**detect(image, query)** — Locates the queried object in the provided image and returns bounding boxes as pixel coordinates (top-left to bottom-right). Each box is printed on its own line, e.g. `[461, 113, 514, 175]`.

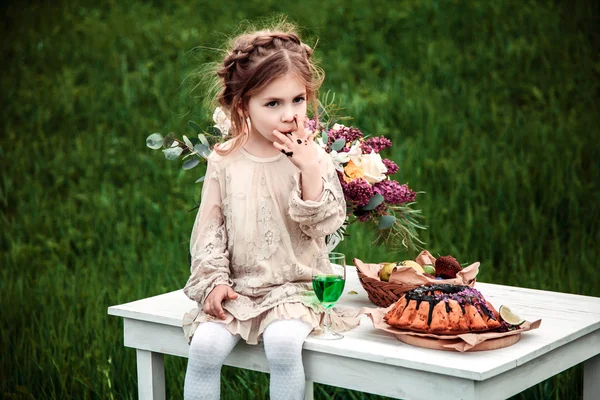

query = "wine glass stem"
[323, 307, 332, 335]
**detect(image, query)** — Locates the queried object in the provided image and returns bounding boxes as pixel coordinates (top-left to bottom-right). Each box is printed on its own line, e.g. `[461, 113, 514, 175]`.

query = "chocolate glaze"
[401, 284, 497, 326]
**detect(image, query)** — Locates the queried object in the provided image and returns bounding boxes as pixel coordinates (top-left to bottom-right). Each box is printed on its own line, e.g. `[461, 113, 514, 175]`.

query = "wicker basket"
[353, 258, 479, 308]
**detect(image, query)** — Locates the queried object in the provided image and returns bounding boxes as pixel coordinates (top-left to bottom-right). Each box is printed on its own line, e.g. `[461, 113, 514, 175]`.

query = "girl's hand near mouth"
[272, 115, 319, 173]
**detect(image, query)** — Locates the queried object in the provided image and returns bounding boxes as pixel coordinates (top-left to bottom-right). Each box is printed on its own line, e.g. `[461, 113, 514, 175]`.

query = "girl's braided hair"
[211, 23, 323, 155]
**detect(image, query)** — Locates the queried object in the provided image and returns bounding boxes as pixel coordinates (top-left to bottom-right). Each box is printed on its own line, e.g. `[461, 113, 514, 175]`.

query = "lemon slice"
[499, 305, 525, 326]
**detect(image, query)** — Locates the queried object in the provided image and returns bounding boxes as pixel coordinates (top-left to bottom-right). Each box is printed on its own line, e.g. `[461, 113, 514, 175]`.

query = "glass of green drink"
[310, 252, 346, 340]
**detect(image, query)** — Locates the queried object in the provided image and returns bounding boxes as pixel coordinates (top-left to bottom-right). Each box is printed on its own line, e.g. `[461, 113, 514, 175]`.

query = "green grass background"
[2, 0, 598, 398]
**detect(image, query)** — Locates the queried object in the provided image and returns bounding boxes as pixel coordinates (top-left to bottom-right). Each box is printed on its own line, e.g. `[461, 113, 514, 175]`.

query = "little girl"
[181, 22, 353, 400]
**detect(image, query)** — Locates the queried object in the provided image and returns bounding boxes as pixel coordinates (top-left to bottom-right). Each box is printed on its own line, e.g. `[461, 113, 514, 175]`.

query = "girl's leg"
[184, 322, 240, 400]
[263, 318, 313, 400]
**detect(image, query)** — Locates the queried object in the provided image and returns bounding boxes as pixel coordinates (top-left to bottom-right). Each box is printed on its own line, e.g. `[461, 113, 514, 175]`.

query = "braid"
[217, 32, 309, 80]
[302, 43, 313, 59]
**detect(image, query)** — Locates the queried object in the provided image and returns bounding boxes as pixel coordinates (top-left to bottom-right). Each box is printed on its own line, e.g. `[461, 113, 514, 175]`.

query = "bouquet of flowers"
[307, 96, 426, 252]
[146, 96, 426, 252]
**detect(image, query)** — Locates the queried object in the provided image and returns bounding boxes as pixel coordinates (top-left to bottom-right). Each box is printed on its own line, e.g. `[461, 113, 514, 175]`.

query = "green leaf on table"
[162, 146, 183, 160]
[331, 138, 346, 152]
[362, 193, 384, 211]
[188, 120, 203, 133]
[378, 215, 396, 229]
[163, 132, 175, 148]
[182, 158, 200, 170]
[146, 133, 163, 149]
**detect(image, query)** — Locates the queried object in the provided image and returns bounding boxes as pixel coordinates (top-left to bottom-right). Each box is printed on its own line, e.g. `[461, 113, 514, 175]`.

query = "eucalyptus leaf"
[331, 138, 346, 152]
[194, 143, 210, 159]
[182, 158, 200, 170]
[183, 135, 194, 150]
[321, 131, 328, 145]
[198, 134, 210, 147]
[188, 120, 203, 133]
[207, 126, 222, 137]
[195, 176, 206, 183]
[378, 215, 396, 229]
[162, 146, 183, 160]
[361, 193, 384, 211]
[146, 133, 163, 150]
[163, 132, 175, 148]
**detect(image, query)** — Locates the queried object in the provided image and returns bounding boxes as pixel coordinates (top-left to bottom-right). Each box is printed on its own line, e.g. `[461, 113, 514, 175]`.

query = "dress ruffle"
[183, 302, 362, 345]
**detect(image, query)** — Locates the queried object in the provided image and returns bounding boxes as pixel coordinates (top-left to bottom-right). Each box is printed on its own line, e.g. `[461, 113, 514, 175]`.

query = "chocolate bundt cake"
[384, 284, 501, 334]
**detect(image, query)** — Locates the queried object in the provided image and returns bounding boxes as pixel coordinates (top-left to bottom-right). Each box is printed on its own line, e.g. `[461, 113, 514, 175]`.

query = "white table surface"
[108, 267, 600, 400]
[109, 266, 600, 381]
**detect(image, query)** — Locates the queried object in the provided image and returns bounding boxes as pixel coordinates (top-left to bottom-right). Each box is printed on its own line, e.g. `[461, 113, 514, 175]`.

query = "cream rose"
[360, 152, 388, 183]
[212, 107, 231, 136]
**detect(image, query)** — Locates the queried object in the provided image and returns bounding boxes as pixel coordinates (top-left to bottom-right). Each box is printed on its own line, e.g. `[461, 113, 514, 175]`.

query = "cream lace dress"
[182, 145, 359, 345]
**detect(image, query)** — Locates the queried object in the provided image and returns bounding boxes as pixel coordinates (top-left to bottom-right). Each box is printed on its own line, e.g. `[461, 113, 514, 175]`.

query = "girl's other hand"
[203, 285, 238, 320]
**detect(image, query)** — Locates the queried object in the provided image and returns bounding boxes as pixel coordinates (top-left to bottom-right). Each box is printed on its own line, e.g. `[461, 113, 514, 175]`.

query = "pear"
[379, 262, 397, 282]
[399, 260, 425, 274]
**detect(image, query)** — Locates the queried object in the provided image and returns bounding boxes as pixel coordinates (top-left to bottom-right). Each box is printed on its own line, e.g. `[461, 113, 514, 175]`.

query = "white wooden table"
[108, 266, 600, 400]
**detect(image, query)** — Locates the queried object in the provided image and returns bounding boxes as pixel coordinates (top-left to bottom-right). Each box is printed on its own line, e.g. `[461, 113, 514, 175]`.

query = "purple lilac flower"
[382, 159, 399, 175]
[305, 118, 319, 133]
[373, 180, 416, 205]
[361, 136, 392, 153]
[342, 177, 374, 207]
[328, 125, 364, 151]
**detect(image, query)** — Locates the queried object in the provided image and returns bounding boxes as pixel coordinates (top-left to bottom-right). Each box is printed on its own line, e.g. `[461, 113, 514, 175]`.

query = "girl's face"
[246, 72, 307, 145]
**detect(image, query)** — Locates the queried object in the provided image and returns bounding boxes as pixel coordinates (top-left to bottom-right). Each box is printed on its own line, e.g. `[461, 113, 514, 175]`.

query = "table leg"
[136, 349, 165, 400]
[304, 380, 314, 400]
[584, 353, 600, 400]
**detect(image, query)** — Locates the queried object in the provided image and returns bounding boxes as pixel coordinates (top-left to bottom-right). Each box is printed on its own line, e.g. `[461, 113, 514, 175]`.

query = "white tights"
[184, 319, 313, 400]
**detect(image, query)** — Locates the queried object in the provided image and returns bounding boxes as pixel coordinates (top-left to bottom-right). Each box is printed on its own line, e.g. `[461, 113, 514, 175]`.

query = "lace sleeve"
[183, 159, 232, 304]
[288, 150, 347, 238]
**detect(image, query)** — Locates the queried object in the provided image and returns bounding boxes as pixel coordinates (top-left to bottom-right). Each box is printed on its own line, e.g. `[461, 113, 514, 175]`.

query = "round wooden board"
[396, 333, 521, 352]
